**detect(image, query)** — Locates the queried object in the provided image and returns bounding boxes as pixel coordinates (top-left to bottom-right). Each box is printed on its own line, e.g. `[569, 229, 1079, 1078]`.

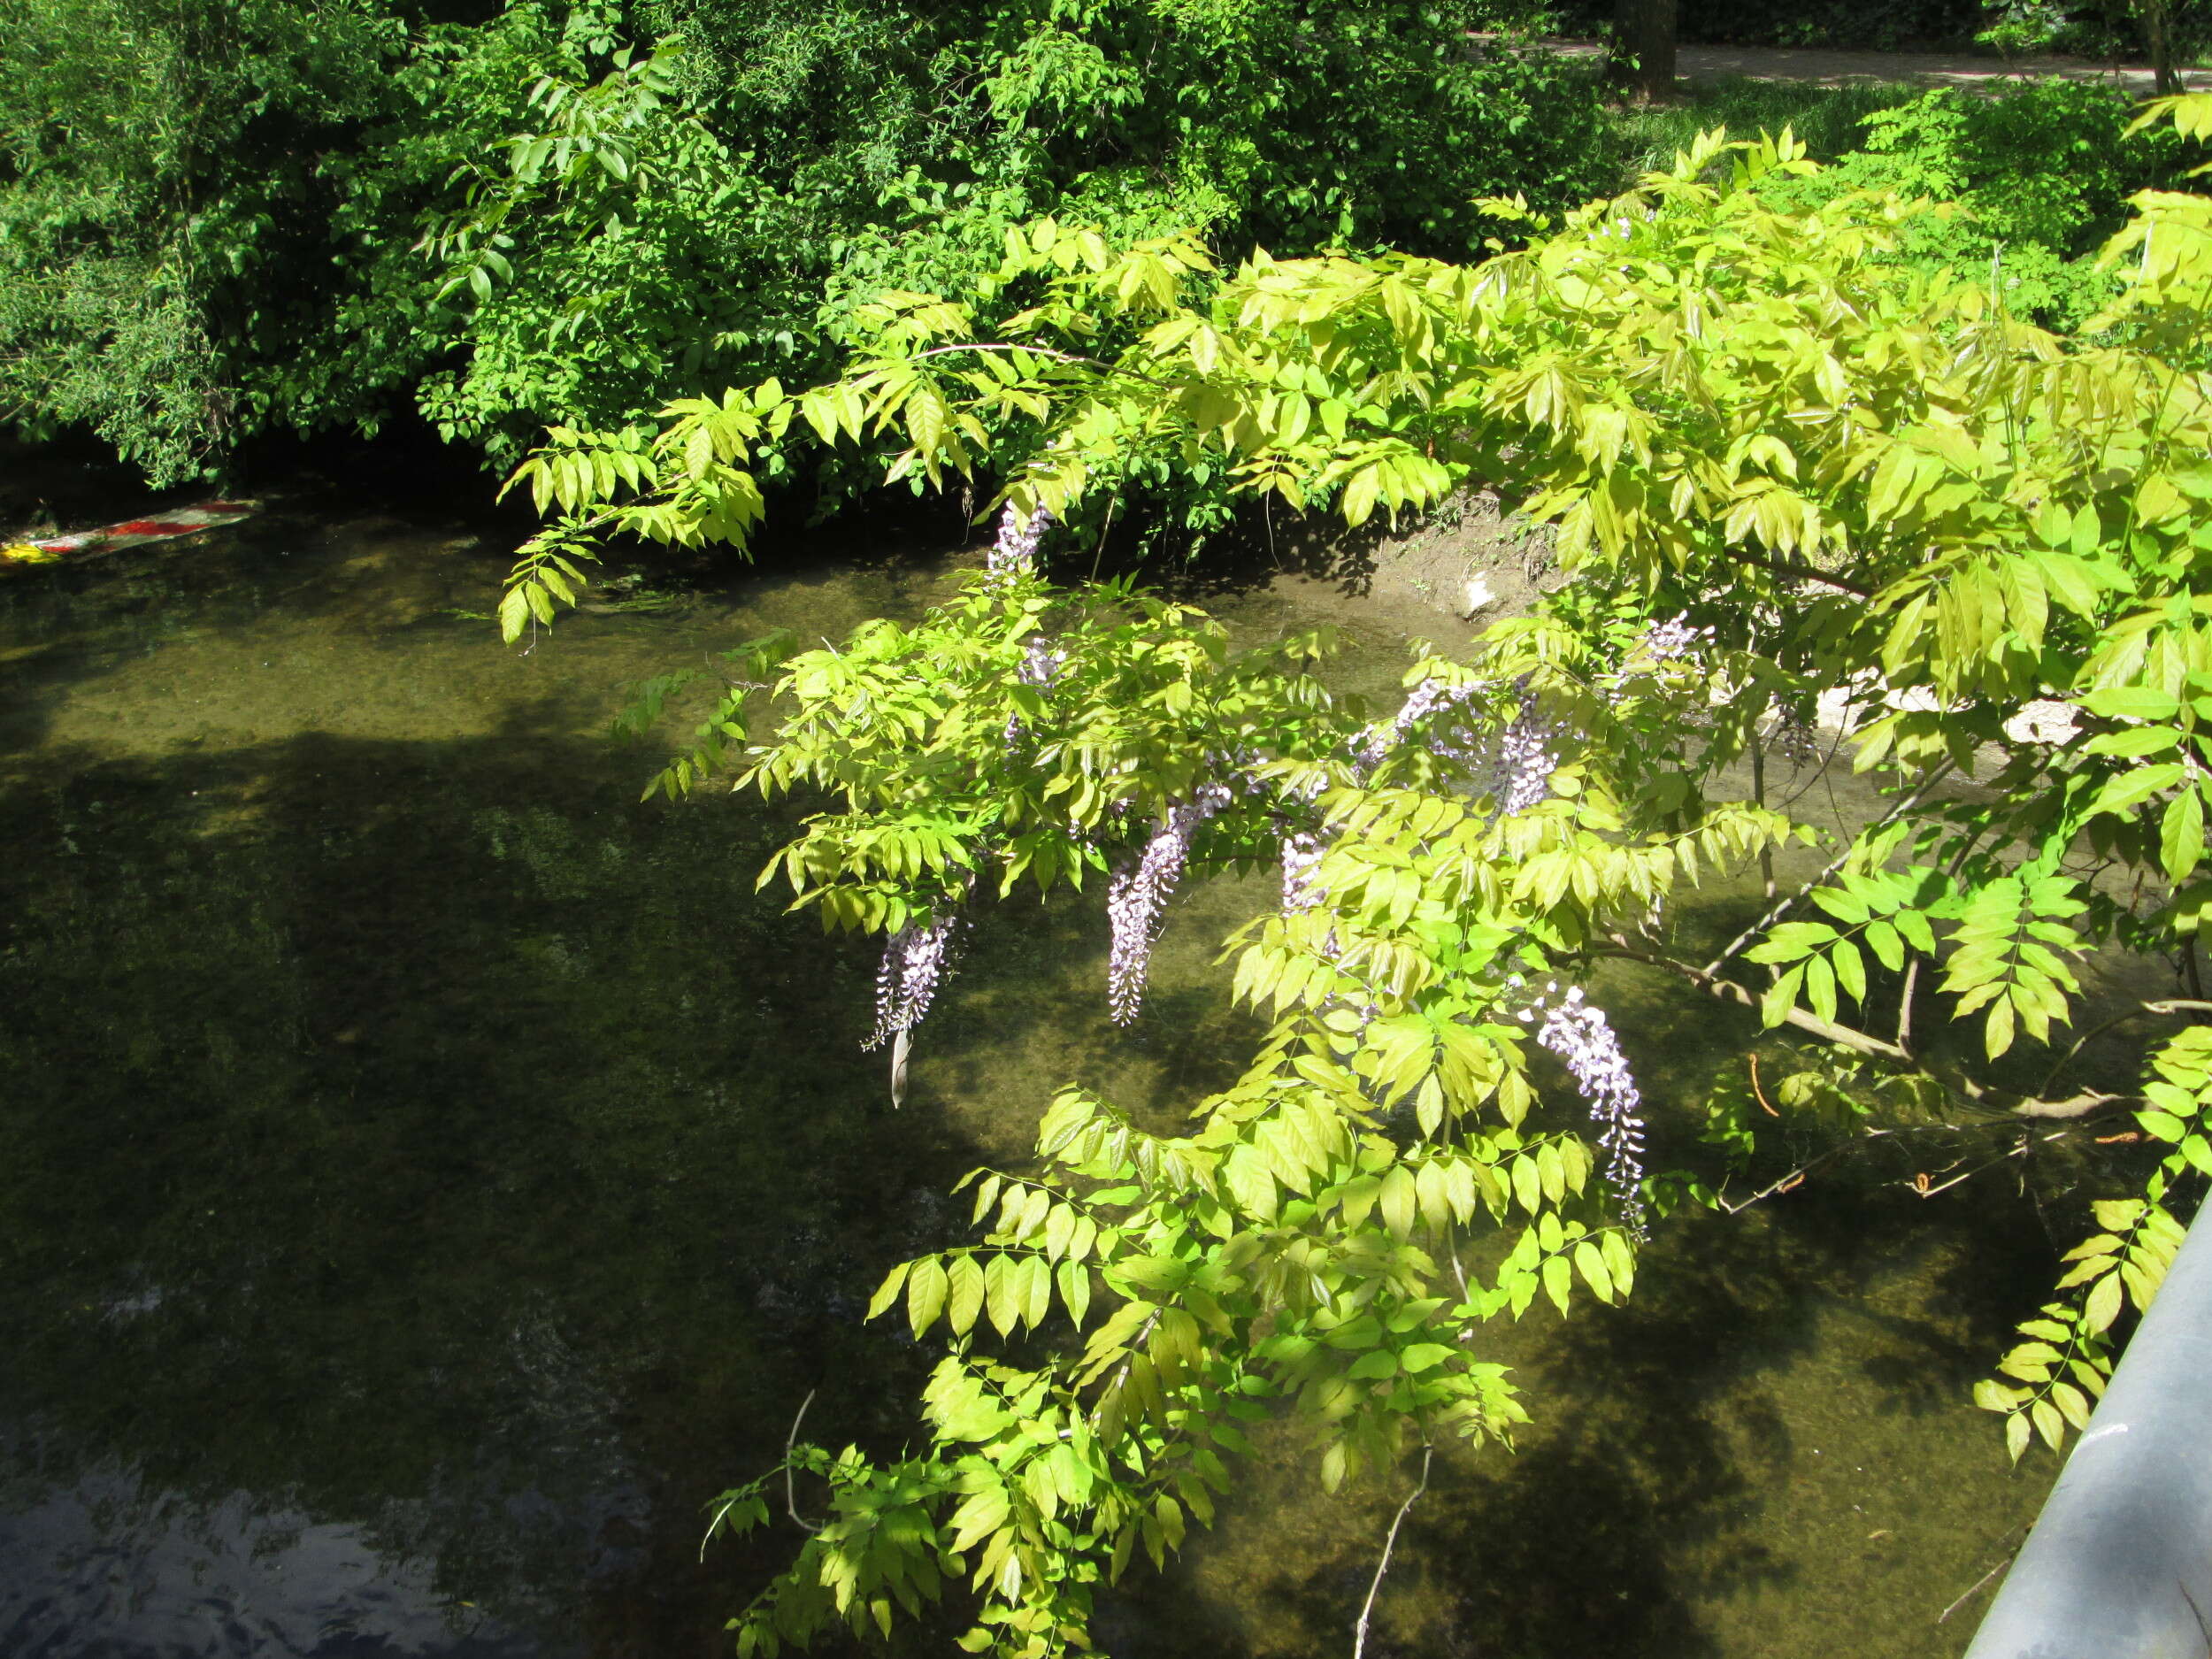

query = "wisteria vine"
[1517, 980, 1648, 1235]
[855, 604, 1678, 1244]
[985, 500, 1053, 581]
[865, 914, 964, 1051]
[1106, 783, 1234, 1024]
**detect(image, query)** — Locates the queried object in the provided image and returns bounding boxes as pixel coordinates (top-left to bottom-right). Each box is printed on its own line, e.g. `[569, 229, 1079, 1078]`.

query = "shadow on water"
[1087, 877, 2067, 1659]
[0, 725, 997, 1655]
[1097, 1163, 2059, 1659]
[0, 485, 2078, 1659]
[0, 500, 1008, 1656]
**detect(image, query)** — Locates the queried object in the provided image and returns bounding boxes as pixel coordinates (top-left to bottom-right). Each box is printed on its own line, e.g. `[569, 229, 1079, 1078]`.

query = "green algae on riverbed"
[0, 501, 2066, 1656]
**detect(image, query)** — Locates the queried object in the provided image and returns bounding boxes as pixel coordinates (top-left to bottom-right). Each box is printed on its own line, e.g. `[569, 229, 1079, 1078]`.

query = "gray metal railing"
[1964, 1202, 2212, 1659]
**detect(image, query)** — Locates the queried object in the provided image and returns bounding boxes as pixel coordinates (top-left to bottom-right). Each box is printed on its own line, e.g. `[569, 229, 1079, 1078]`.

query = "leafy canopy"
[524, 102, 2212, 1654]
[0, 0, 1613, 482]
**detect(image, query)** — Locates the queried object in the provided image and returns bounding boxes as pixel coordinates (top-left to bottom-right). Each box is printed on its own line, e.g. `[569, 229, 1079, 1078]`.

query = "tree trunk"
[2140, 0, 2183, 97]
[1612, 0, 1678, 102]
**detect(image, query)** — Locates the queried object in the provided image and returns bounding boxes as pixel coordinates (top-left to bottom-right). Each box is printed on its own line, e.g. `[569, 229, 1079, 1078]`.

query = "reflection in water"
[0, 1459, 559, 1658]
[0, 495, 2063, 1657]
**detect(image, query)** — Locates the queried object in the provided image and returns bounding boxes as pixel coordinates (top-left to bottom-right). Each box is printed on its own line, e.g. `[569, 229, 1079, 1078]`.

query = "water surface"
[0, 495, 2074, 1657]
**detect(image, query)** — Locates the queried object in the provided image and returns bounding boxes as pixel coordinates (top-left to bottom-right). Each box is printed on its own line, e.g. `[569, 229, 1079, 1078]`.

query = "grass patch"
[1603, 76, 1926, 179]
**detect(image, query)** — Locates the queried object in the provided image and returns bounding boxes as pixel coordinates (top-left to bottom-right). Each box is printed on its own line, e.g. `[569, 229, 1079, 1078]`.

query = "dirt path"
[1513, 36, 2212, 94]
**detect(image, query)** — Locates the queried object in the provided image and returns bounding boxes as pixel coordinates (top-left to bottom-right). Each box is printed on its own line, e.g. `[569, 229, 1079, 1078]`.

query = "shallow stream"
[0, 491, 2074, 1657]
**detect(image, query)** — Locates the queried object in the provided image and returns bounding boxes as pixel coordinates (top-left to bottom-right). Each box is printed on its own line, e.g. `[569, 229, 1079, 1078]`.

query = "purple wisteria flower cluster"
[986, 501, 1053, 581]
[1356, 676, 1558, 817]
[1279, 829, 1325, 914]
[1491, 705, 1559, 816]
[1356, 678, 1484, 770]
[1018, 636, 1065, 687]
[1517, 981, 1648, 1235]
[865, 914, 963, 1050]
[1107, 783, 1234, 1024]
[1640, 612, 1712, 663]
[1003, 634, 1068, 745]
[1771, 706, 1820, 772]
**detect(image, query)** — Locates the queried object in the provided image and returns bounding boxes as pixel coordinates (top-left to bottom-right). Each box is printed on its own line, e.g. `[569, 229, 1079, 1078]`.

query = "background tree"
[0, 0, 1611, 484]
[497, 98, 2212, 1650]
[1613, 0, 1678, 101]
[2138, 0, 2185, 96]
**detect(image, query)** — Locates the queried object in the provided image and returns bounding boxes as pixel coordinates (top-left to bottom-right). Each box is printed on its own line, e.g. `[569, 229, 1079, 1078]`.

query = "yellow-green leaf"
[907, 1256, 949, 1337]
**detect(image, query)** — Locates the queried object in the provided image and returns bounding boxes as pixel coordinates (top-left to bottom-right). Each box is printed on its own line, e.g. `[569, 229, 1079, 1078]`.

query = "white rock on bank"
[2001, 699, 2082, 746]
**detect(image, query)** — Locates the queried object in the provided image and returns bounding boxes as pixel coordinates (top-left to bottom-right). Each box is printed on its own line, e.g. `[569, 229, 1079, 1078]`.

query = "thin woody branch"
[1700, 758, 1957, 979]
[1601, 937, 1909, 1060]
[1709, 541, 1878, 598]
[1601, 937, 2151, 1123]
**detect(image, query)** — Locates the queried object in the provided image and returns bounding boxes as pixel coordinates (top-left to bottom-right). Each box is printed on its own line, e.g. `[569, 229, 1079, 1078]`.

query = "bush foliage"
[506, 96, 2212, 1653]
[11, 4, 2191, 491]
[0, 0, 411, 482]
[0, 0, 1612, 484]
[1763, 78, 2192, 327]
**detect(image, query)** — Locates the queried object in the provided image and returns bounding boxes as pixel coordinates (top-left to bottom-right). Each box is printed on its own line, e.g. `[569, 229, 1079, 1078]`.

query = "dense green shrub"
[0, 0, 414, 484]
[0, 0, 1615, 485]
[403, 0, 1617, 470]
[1761, 79, 2189, 327]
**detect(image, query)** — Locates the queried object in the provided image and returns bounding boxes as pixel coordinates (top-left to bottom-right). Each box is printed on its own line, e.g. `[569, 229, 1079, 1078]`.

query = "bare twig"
[1603, 938, 2142, 1123]
[1775, 716, 1851, 813]
[1353, 1446, 1433, 1659]
[1752, 742, 1775, 901]
[1701, 759, 1956, 979]
[1909, 1132, 2070, 1199]
[1601, 938, 1911, 1062]
[1936, 1553, 2015, 1624]
[1748, 1051, 1778, 1117]
[786, 1388, 823, 1534]
[1088, 487, 1121, 584]
[2035, 998, 2212, 1097]
[1938, 1524, 2029, 1624]
[1715, 1119, 2089, 1218]
[2002, 1088, 2138, 1121]
[1713, 1144, 1850, 1214]
[1709, 542, 1878, 597]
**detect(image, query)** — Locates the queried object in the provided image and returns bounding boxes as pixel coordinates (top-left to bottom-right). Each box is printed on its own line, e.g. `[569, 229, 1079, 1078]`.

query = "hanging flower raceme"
[1490, 704, 1558, 816]
[1354, 677, 1482, 772]
[1107, 783, 1234, 1024]
[865, 914, 963, 1051]
[1517, 981, 1648, 1236]
[1357, 676, 1556, 815]
[1018, 637, 1065, 687]
[1279, 828, 1325, 914]
[986, 500, 1053, 582]
[1003, 634, 1067, 744]
[1640, 612, 1712, 663]
[1772, 704, 1822, 772]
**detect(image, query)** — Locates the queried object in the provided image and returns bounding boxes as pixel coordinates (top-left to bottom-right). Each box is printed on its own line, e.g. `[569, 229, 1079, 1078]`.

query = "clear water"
[0, 494, 2067, 1658]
